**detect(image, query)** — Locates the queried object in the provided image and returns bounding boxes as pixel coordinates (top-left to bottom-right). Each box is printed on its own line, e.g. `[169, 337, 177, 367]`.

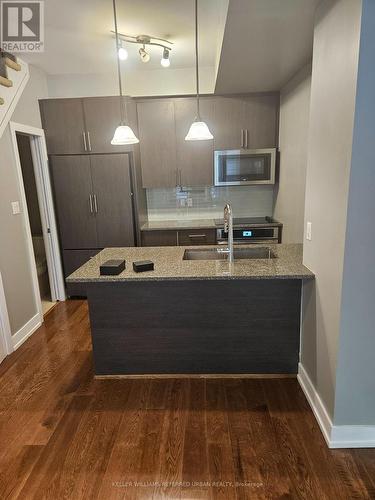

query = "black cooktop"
[214, 216, 280, 227]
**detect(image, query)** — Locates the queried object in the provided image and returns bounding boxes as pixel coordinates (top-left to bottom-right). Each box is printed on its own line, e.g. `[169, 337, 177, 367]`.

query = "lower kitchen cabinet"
[141, 228, 216, 247]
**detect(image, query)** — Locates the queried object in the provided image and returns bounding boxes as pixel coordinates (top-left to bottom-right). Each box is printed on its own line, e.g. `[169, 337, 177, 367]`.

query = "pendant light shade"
[185, 120, 213, 141]
[111, 0, 139, 146]
[185, 0, 213, 141]
[111, 125, 139, 145]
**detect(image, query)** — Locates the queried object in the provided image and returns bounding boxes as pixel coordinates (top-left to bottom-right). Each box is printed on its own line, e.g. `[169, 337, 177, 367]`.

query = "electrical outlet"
[306, 222, 312, 241]
[11, 201, 21, 215]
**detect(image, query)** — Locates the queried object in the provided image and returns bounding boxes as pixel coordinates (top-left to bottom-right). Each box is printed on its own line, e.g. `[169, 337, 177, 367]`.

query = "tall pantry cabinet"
[40, 97, 144, 296]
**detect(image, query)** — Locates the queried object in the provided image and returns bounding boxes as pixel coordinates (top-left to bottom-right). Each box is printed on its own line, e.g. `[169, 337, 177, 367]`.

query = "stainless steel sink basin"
[183, 247, 276, 261]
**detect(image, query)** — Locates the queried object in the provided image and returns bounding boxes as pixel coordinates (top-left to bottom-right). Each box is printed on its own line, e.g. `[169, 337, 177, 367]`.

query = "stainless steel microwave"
[214, 148, 276, 186]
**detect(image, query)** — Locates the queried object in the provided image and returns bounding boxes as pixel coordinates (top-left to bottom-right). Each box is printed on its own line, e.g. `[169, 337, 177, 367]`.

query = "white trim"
[330, 425, 375, 449]
[298, 363, 375, 448]
[12, 313, 42, 351]
[297, 363, 333, 446]
[0, 272, 13, 357]
[9, 122, 66, 309]
[0, 59, 30, 139]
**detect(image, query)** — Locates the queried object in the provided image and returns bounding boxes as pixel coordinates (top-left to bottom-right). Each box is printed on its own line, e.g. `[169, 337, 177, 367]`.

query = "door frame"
[9, 122, 66, 317]
[0, 272, 13, 360]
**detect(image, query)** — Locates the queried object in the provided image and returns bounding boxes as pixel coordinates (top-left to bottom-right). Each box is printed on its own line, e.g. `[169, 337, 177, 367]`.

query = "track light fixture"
[111, 31, 173, 66]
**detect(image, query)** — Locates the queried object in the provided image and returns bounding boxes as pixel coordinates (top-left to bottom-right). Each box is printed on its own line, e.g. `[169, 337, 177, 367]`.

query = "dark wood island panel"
[87, 279, 302, 375]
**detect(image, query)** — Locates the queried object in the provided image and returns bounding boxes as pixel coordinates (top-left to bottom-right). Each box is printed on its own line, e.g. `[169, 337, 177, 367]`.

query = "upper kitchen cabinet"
[137, 99, 177, 188]
[212, 97, 245, 150]
[82, 96, 138, 154]
[242, 93, 279, 149]
[39, 98, 87, 155]
[212, 94, 279, 151]
[174, 97, 214, 187]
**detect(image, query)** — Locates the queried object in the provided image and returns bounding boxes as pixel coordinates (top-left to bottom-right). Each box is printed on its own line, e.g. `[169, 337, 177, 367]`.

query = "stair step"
[0, 75, 12, 87]
[4, 57, 21, 71]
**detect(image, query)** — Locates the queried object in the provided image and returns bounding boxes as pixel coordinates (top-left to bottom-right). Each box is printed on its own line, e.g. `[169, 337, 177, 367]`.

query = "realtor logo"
[1, 1, 44, 52]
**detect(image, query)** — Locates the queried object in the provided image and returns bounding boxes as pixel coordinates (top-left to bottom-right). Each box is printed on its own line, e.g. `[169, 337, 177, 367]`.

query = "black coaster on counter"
[100, 259, 126, 275]
[133, 260, 154, 273]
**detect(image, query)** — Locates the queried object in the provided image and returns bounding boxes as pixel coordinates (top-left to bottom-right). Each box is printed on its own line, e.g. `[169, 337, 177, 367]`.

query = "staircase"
[0, 48, 30, 138]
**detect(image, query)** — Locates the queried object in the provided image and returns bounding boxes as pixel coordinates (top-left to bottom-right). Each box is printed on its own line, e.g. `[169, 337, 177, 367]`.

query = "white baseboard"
[12, 312, 42, 351]
[298, 363, 375, 448]
[297, 363, 333, 446]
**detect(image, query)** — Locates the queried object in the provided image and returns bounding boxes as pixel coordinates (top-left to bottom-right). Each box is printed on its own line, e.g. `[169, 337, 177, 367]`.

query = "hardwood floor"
[0, 300, 374, 499]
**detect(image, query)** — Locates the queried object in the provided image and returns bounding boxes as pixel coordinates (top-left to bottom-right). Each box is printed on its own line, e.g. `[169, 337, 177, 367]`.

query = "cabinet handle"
[89, 194, 93, 213]
[188, 234, 207, 238]
[83, 132, 87, 152]
[179, 169, 183, 187]
[245, 129, 249, 149]
[87, 131, 92, 151]
[93, 194, 98, 213]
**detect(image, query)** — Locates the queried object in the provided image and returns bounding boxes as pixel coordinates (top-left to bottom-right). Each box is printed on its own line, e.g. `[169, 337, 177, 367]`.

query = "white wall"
[47, 66, 215, 98]
[301, 0, 362, 419]
[274, 63, 311, 243]
[0, 65, 48, 334]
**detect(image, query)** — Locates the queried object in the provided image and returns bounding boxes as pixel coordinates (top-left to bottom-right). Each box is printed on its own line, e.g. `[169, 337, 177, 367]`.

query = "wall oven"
[214, 148, 276, 186]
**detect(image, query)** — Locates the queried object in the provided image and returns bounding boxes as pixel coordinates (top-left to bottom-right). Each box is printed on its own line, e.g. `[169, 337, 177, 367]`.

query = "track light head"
[118, 44, 128, 60]
[161, 47, 170, 67]
[139, 46, 150, 63]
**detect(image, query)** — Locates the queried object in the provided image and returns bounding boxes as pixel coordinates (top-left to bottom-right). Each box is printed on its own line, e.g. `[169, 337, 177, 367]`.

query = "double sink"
[183, 247, 276, 261]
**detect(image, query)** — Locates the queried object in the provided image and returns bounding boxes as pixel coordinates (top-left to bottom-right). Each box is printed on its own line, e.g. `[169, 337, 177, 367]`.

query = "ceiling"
[23, 0, 320, 93]
[215, 0, 320, 93]
[23, 0, 227, 74]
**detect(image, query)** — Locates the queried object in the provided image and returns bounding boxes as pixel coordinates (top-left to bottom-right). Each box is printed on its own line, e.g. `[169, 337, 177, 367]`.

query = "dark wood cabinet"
[82, 96, 138, 154]
[141, 228, 216, 247]
[90, 155, 135, 247]
[51, 154, 136, 296]
[177, 229, 216, 246]
[51, 156, 97, 249]
[40, 99, 86, 155]
[174, 97, 214, 187]
[137, 99, 177, 188]
[212, 94, 279, 151]
[141, 230, 178, 247]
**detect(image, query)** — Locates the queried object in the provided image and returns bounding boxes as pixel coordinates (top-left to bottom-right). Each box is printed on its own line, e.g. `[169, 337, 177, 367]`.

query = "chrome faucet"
[219, 203, 234, 262]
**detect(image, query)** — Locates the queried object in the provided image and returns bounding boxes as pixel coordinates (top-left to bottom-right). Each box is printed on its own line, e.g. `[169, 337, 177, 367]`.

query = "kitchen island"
[67, 244, 313, 376]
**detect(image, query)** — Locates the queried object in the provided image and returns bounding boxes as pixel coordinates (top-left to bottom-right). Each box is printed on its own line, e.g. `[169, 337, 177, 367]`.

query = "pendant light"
[185, 0, 213, 141]
[111, 0, 139, 145]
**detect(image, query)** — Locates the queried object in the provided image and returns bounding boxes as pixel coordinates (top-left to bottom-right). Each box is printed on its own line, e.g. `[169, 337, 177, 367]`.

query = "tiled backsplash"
[146, 186, 275, 220]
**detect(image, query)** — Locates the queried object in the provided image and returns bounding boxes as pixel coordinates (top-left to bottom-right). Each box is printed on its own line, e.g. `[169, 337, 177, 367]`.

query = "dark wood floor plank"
[206, 379, 237, 500]
[0, 301, 373, 500]
[224, 380, 266, 500]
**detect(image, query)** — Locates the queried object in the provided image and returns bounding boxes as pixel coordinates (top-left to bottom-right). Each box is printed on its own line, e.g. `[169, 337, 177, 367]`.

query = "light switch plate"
[306, 222, 312, 241]
[11, 201, 21, 215]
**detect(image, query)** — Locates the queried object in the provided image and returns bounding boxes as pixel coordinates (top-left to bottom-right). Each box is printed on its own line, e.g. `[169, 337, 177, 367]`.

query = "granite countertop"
[67, 243, 314, 283]
[140, 219, 217, 231]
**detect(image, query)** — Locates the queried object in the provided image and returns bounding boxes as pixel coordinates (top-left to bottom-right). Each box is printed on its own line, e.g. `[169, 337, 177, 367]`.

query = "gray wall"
[301, 0, 362, 419]
[274, 63, 311, 243]
[334, 0, 375, 425]
[0, 65, 48, 334]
